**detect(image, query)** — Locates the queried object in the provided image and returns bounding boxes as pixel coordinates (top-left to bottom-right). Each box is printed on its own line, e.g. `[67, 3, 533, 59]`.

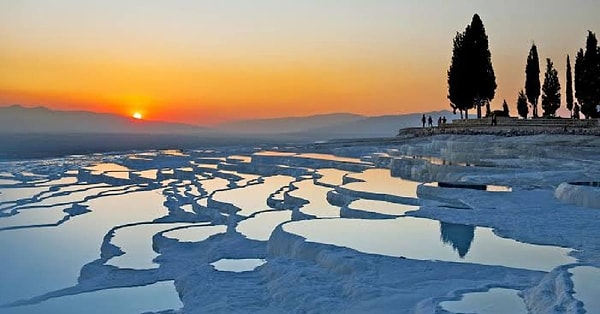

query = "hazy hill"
[215, 113, 365, 134]
[1, 105, 458, 139]
[0, 105, 461, 159]
[217, 110, 459, 140]
[0, 105, 206, 134]
[295, 110, 457, 139]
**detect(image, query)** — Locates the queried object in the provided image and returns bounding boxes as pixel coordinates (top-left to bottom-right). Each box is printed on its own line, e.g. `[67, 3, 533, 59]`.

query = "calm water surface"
[440, 288, 527, 314]
[283, 217, 575, 271]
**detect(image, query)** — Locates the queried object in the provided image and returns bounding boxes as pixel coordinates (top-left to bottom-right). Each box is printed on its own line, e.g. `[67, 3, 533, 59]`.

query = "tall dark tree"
[566, 55, 574, 117]
[585, 31, 600, 118]
[517, 90, 529, 119]
[448, 32, 471, 119]
[448, 14, 496, 119]
[541, 58, 561, 116]
[465, 14, 497, 118]
[525, 44, 541, 118]
[575, 49, 585, 115]
[575, 31, 600, 119]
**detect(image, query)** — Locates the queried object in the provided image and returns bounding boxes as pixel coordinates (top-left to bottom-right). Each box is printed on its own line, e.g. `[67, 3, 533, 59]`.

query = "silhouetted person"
[442, 116, 447, 124]
[428, 116, 433, 127]
[491, 113, 497, 126]
[421, 114, 426, 128]
[437, 116, 442, 127]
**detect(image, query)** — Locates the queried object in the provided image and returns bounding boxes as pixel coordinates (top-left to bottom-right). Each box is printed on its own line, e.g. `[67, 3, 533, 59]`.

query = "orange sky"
[1, 1, 598, 125]
[0, 48, 443, 124]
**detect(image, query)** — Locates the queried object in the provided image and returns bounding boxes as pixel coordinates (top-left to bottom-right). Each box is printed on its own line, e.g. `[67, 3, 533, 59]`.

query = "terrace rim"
[399, 117, 600, 137]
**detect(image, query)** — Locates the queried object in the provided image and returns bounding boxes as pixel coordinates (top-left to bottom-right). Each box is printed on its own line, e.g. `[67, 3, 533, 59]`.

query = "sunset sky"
[1, 1, 598, 125]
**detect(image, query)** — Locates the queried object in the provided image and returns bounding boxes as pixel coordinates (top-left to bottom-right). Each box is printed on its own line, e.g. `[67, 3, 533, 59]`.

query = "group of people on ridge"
[421, 114, 447, 128]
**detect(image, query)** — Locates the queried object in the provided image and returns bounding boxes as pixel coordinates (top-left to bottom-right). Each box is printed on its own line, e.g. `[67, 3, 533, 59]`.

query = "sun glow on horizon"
[132, 112, 143, 120]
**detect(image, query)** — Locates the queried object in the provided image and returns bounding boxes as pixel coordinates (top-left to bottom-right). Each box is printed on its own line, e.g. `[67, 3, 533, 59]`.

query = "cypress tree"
[465, 14, 496, 118]
[525, 44, 541, 118]
[541, 58, 561, 117]
[575, 48, 586, 115]
[517, 90, 529, 119]
[577, 31, 600, 118]
[447, 14, 496, 119]
[566, 55, 574, 117]
[588, 31, 600, 118]
[448, 31, 472, 118]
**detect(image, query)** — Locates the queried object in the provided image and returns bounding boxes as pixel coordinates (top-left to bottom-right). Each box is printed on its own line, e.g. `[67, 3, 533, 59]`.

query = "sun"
[132, 112, 143, 120]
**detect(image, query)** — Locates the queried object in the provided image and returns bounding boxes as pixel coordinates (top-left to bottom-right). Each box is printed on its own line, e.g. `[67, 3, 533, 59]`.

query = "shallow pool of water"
[161, 170, 176, 177]
[0, 186, 50, 204]
[344, 169, 420, 198]
[253, 151, 296, 157]
[228, 155, 252, 163]
[211, 259, 266, 272]
[290, 180, 339, 218]
[282, 217, 575, 271]
[107, 223, 191, 269]
[162, 149, 187, 157]
[162, 224, 226, 242]
[295, 153, 367, 164]
[103, 171, 130, 180]
[440, 288, 527, 314]
[570, 266, 600, 313]
[34, 185, 131, 207]
[199, 177, 230, 195]
[38, 177, 79, 186]
[127, 155, 153, 161]
[0, 206, 68, 229]
[0, 179, 23, 185]
[135, 170, 158, 180]
[0, 189, 169, 304]
[196, 163, 219, 170]
[316, 168, 350, 186]
[212, 175, 293, 217]
[237, 210, 292, 241]
[1, 281, 182, 314]
[348, 199, 419, 216]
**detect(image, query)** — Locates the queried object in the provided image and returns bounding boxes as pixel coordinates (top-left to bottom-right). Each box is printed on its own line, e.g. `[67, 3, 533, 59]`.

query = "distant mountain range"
[216, 110, 457, 139]
[215, 113, 365, 135]
[0, 105, 458, 139]
[0, 105, 206, 134]
[292, 111, 456, 139]
[0, 105, 461, 158]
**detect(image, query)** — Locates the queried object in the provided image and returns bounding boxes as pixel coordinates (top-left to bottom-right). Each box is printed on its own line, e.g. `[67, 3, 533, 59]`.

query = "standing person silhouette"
[428, 116, 433, 127]
[421, 114, 426, 128]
